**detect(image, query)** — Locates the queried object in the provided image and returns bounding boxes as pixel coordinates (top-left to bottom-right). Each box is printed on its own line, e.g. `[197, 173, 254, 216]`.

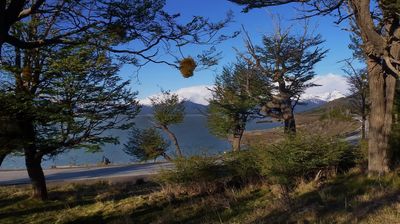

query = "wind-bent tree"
[240, 24, 326, 134]
[124, 128, 171, 162]
[229, 0, 400, 174]
[150, 91, 185, 158]
[0, 44, 140, 200]
[343, 61, 369, 139]
[208, 62, 269, 151]
[0, 0, 237, 72]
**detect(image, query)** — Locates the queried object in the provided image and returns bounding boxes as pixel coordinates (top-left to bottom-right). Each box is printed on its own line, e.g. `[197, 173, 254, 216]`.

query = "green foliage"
[124, 128, 170, 161]
[1, 0, 236, 69]
[0, 45, 140, 157]
[207, 62, 268, 138]
[159, 151, 263, 188]
[160, 134, 359, 198]
[224, 150, 264, 184]
[159, 156, 227, 184]
[259, 134, 357, 190]
[151, 90, 185, 126]
[319, 108, 353, 121]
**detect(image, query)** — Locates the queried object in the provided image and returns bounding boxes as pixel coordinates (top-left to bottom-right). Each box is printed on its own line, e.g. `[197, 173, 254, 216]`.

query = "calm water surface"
[2, 115, 280, 169]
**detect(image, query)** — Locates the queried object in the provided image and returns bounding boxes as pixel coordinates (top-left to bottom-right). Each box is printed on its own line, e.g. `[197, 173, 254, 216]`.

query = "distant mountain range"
[138, 85, 346, 115]
[139, 101, 208, 115]
[302, 90, 346, 103]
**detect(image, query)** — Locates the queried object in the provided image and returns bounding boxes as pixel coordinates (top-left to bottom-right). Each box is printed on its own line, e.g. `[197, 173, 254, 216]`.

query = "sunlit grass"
[0, 169, 399, 223]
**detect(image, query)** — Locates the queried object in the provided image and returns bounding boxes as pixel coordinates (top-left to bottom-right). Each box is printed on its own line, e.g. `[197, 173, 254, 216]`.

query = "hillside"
[243, 95, 360, 146]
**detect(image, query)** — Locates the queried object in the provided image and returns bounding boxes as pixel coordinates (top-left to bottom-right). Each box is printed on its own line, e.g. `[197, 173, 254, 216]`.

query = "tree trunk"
[21, 119, 48, 200]
[367, 58, 396, 174]
[25, 147, 47, 200]
[162, 152, 172, 162]
[232, 128, 244, 152]
[0, 152, 6, 167]
[160, 125, 183, 157]
[284, 115, 296, 134]
[283, 103, 296, 134]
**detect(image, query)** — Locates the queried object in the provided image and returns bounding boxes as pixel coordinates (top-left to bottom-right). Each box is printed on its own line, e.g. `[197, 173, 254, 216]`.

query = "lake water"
[1, 115, 280, 169]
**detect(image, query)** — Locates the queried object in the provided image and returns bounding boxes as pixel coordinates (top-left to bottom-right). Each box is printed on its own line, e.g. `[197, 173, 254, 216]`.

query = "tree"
[208, 62, 268, 151]
[229, 0, 400, 174]
[0, 44, 140, 200]
[0, 0, 237, 72]
[343, 60, 369, 139]
[124, 128, 171, 162]
[150, 91, 185, 158]
[240, 24, 326, 134]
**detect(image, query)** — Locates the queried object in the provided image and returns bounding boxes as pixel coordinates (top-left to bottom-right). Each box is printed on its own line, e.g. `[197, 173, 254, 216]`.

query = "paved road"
[0, 162, 173, 185]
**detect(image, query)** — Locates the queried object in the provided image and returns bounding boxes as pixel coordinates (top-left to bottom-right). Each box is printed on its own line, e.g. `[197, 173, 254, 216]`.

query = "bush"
[224, 150, 263, 186]
[319, 108, 352, 121]
[158, 152, 264, 194]
[158, 134, 360, 202]
[124, 128, 170, 161]
[259, 134, 357, 192]
[159, 156, 226, 184]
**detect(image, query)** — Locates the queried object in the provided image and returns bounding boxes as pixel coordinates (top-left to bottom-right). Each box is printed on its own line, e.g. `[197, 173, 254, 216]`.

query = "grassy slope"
[243, 97, 360, 146]
[0, 169, 399, 224]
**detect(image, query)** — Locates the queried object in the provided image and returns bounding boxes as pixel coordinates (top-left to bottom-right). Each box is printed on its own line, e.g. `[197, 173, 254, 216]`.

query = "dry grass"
[1, 169, 400, 224]
[243, 112, 360, 146]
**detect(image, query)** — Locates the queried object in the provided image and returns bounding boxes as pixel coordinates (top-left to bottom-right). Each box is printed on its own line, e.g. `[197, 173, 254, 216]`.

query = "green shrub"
[159, 156, 227, 185]
[224, 150, 263, 186]
[319, 108, 352, 121]
[124, 128, 170, 161]
[158, 152, 264, 193]
[158, 134, 360, 201]
[259, 134, 357, 191]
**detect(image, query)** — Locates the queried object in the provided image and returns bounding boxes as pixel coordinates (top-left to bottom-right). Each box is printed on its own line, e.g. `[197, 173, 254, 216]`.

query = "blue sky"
[121, 0, 355, 99]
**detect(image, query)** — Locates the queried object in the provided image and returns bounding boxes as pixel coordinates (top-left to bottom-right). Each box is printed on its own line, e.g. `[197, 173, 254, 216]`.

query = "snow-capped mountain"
[140, 85, 212, 106]
[302, 90, 346, 102]
[138, 74, 348, 114]
[140, 86, 346, 107]
[140, 74, 349, 106]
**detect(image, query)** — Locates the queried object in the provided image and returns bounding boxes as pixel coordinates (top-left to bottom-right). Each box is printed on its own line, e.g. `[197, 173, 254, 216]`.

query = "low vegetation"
[4, 133, 394, 224]
[1, 166, 400, 223]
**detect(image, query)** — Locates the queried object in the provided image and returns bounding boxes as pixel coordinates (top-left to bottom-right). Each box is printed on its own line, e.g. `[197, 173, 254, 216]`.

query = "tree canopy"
[208, 62, 269, 151]
[124, 128, 171, 161]
[150, 91, 185, 157]
[0, 0, 238, 70]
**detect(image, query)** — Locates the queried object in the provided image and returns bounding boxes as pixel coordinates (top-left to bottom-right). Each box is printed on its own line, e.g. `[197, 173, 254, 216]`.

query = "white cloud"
[140, 73, 350, 105]
[305, 73, 349, 96]
[140, 85, 213, 106]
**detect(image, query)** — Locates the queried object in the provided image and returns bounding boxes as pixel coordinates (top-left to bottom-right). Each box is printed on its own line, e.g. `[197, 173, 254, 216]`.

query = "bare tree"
[230, 0, 400, 174]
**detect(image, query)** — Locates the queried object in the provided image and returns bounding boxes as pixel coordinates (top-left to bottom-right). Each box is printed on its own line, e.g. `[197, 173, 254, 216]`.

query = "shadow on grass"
[0, 194, 30, 209]
[72, 186, 269, 224]
[123, 185, 268, 223]
[257, 173, 400, 223]
[0, 181, 160, 222]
